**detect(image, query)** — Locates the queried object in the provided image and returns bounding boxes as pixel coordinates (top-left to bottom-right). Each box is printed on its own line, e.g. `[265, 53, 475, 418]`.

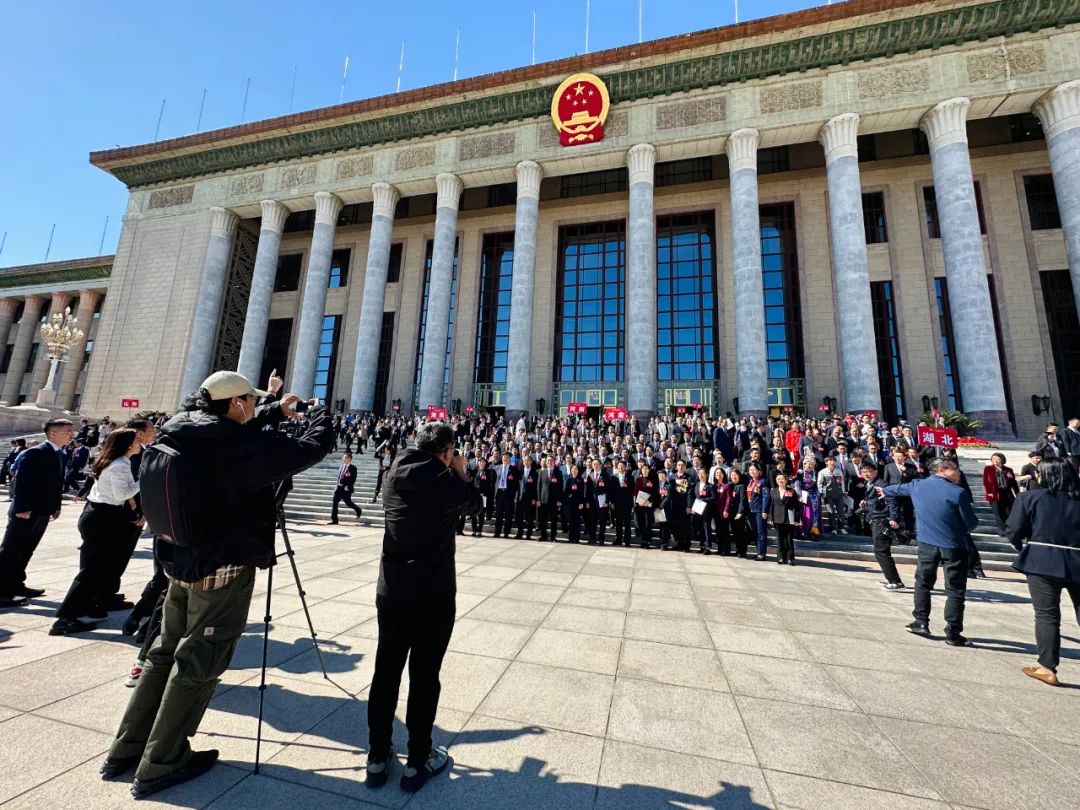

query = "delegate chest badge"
[551, 72, 610, 147]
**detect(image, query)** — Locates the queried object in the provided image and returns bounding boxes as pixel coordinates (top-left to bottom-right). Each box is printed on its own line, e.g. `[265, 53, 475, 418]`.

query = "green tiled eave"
[110, 0, 1079, 188]
[0, 265, 111, 291]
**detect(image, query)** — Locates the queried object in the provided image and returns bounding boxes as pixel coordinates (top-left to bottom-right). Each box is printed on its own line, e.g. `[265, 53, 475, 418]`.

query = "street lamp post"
[35, 307, 84, 408]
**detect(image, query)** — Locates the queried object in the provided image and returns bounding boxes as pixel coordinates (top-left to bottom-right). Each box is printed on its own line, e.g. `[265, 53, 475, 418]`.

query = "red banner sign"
[676, 407, 687, 415]
[567, 402, 588, 415]
[121, 398, 140, 409]
[551, 72, 610, 147]
[604, 406, 628, 421]
[464, 404, 475, 414]
[917, 425, 959, 448]
[427, 406, 448, 421]
[691, 402, 702, 410]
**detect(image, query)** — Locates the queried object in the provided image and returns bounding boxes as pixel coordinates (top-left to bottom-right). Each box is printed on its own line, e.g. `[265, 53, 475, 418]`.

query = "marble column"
[417, 173, 462, 410]
[726, 129, 769, 415]
[921, 98, 1010, 433]
[28, 292, 71, 401]
[504, 161, 544, 420]
[819, 113, 882, 414]
[1, 295, 45, 405]
[1034, 80, 1080, 322]
[237, 200, 290, 384]
[349, 182, 400, 412]
[0, 299, 19, 359]
[178, 207, 239, 402]
[57, 290, 102, 410]
[625, 144, 658, 420]
[291, 192, 343, 400]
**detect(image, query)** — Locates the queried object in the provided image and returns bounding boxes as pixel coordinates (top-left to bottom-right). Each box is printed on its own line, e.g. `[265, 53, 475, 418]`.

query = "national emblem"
[551, 72, 611, 147]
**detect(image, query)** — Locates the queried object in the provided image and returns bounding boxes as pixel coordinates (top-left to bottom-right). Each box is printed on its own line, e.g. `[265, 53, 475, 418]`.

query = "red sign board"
[551, 72, 611, 147]
[676, 407, 687, 415]
[121, 398, 140, 409]
[917, 425, 959, 448]
[691, 402, 702, 410]
[604, 407, 628, 422]
[567, 402, 588, 416]
[427, 406, 448, 421]
[464, 405, 475, 414]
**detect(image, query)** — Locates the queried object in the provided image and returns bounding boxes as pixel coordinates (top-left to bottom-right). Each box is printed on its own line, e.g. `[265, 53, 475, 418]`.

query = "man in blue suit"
[64, 436, 90, 493]
[0, 418, 75, 607]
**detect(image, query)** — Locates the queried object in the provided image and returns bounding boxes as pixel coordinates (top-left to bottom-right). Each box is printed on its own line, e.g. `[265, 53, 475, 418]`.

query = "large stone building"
[32, 0, 1080, 434]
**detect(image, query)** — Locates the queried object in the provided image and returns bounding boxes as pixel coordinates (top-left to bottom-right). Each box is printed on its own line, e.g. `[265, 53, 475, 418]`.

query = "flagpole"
[153, 98, 166, 142]
[195, 88, 207, 133]
[288, 66, 298, 113]
[638, 0, 643, 43]
[396, 42, 405, 92]
[340, 55, 350, 103]
[98, 216, 109, 255]
[241, 77, 251, 123]
[453, 29, 460, 81]
[734, 0, 739, 24]
[585, 0, 590, 53]
[44, 224, 56, 263]
[532, 11, 537, 65]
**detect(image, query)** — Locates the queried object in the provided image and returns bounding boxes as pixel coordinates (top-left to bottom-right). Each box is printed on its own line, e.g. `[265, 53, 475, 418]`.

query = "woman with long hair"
[50, 428, 142, 635]
[983, 452, 1020, 535]
[1006, 457, 1080, 686]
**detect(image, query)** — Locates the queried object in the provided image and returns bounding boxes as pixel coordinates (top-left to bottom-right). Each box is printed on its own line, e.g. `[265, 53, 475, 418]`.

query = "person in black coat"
[562, 464, 585, 543]
[514, 458, 540, 539]
[537, 456, 563, 542]
[471, 457, 495, 536]
[0, 438, 26, 486]
[610, 460, 634, 547]
[492, 453, 517, 538]
[583, 459, 612, 545]
[688, 468, 715, 555]
[330, 453, 362, 524]
[1005, 458, 1080, 687]
[726, 468, 750, 558]
[0, 418, 75, 606]
[668, 461, 693, 552]
[768, 474, 801, 565]
[63, 438, 90, 493]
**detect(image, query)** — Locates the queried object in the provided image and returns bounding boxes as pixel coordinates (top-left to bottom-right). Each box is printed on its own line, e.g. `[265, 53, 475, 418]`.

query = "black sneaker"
[945, 634, 973, 647]
[400, 746, 449, 793]
[906, 621, 931, 637]
[49, 618, 98, 636]
[131, 749, 218, 799]
[365, 748, 392, 788]
[100, 754, 140, 781]
[17, 585, 45, 598]
[121, 614, 141, 637]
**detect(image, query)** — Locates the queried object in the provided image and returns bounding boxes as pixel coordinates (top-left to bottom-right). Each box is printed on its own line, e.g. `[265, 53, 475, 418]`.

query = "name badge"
[571, 484, 578, 491]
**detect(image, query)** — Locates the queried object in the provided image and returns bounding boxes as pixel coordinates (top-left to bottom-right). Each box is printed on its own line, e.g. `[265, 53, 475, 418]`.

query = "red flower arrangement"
[957, 436, 992, 448]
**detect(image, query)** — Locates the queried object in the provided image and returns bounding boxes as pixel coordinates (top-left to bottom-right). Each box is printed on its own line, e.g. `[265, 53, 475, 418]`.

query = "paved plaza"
[2, 512, 1080, 809]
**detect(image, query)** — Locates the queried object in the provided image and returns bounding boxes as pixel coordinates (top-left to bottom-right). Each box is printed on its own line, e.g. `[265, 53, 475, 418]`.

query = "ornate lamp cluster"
[40, 307, 84, 359]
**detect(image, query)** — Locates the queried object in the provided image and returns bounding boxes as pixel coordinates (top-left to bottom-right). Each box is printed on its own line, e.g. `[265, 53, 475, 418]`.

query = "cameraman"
[860, 462, 907, 591]
[366, 421, 481, 793]
[100, 371, 333, 798]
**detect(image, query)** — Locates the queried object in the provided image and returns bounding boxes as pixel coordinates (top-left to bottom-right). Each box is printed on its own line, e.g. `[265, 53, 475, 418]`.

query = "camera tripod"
[253, 485, 328, 774]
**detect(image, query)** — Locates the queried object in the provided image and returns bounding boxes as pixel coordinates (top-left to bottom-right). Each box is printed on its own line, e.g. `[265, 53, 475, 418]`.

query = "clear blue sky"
[0, 0, 824, 268]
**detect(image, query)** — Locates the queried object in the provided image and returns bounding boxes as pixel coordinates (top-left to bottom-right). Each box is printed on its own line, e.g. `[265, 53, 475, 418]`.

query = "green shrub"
[920, 410, 983, 437]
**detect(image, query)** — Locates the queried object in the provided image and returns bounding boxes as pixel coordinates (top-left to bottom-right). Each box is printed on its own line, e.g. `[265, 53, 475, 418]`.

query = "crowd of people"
[0, 376, 1079, 795]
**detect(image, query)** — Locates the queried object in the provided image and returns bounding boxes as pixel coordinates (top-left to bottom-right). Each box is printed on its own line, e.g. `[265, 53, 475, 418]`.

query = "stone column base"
[967, 410, 1015, 441]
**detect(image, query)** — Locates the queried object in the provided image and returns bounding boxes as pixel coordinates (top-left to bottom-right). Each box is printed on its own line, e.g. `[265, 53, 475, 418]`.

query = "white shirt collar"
[46, 440, 64, 453]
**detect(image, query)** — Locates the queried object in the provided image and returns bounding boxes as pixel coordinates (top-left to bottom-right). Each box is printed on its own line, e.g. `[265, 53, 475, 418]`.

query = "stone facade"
[67, 0, 1080, 437]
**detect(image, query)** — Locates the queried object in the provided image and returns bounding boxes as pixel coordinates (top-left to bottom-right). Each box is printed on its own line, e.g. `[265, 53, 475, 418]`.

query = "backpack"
[138, 436, 214, 548]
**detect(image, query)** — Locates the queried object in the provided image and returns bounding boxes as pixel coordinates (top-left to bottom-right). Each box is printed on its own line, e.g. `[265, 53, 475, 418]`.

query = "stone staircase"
[282, 449, 387, 527]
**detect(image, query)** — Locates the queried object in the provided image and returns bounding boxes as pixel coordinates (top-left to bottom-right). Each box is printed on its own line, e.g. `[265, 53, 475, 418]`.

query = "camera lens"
[294, 400, 309, 413]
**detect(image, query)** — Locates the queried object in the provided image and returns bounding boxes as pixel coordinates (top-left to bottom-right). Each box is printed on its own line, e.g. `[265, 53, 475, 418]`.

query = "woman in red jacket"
[983, 452, 1019, 535]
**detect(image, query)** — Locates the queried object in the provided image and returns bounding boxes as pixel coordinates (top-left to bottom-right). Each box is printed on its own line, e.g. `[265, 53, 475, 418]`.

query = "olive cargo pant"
[109, 567, 255, 780]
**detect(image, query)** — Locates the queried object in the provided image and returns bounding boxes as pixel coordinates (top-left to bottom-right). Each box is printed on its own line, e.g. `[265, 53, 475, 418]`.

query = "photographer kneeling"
[100, 371, 333, 798]
[366, 421, 481, 793]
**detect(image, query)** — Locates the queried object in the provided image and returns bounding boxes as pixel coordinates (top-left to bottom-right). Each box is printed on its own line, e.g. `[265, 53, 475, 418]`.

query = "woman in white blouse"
[50, 428, 143, 635]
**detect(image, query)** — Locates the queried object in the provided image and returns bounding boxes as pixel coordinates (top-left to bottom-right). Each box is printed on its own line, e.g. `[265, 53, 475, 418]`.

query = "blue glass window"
[870, 281, 906, 421]
[327, 249, 351, 288]
[312, 314, 341, 401]
[760, 203, 804, 382]
[475, 232, 514, 385]
[934, 277, 961, 411]
[414, 239, 459, 393]
[656, 211, 717, 382]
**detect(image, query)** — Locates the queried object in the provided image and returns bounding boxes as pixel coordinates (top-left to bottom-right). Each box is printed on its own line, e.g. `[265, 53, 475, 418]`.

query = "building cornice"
[0, 262, 112, 291]
[91, 0, 1080, 189]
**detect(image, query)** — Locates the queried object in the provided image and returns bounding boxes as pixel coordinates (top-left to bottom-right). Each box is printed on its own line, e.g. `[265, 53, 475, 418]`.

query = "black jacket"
[10, 442, 65, 517]
[1006, 489, 1080, 582]
[155, 405, 332, 582]
[334, 463, 358, 493]
[379, 449, 482, 600]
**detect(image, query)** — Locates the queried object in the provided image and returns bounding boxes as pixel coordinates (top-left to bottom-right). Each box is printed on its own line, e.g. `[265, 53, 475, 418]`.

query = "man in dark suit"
[330, 453, 363, 524]
[537, 455, 563, 541]
[63, 437, 90, 493]
[0, 418, 75, 606]
[1062, 417, 1080, 471]
[492, 452, 516, 538]
[514, 457, 540, 539]
[0, 438, 25, 486]
[611, 460, 634, 546]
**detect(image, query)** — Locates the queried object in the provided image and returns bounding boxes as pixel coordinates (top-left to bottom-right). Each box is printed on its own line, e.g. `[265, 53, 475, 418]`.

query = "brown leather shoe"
[1022, 665, 1060, 687]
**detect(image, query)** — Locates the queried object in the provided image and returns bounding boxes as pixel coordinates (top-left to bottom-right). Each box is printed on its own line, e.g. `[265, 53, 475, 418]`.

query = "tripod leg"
[278, 508, 329, 680]
[254, 563, 274, 774]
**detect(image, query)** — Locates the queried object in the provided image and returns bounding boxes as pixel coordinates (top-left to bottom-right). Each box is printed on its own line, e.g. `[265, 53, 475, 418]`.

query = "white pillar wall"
[1, 295, 45, 405]
[350, 182, 401, 411]
[291, 191, 343, 400]
[417, 173, 463, 410]
[625, 144, 658, 419]
[178, 206, 240, 403]
[1034, 80, 1080, 324]
[57, 290, 101, 410]
[503, 161, 543, 419]
[726, 129, 769, 415]
[819, 113, 882, 414]
[237, 199, 290, 384]
[920, 98, 1010, 434]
